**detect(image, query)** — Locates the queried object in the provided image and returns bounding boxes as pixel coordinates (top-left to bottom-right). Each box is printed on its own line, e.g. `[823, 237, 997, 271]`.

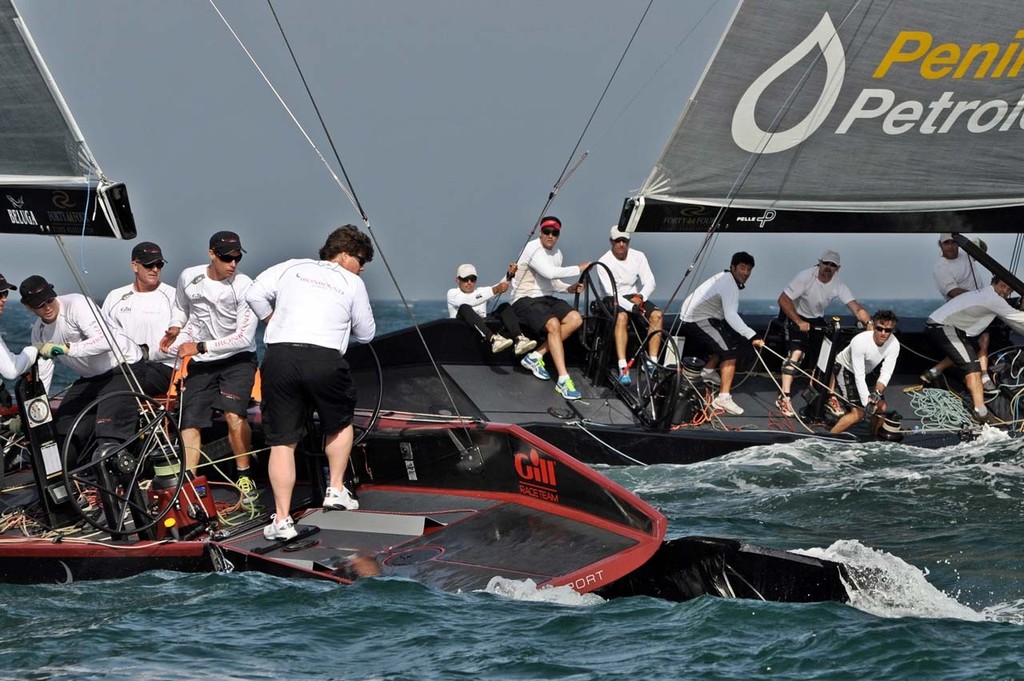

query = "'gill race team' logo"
[514, 449, 559, 503]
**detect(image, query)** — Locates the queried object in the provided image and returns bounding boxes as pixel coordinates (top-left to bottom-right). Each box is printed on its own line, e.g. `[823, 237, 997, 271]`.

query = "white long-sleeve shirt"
[447, 282, 500, 317]
[170, 264, 257, 361]
[680, 271, 756, 339]
[31, 294, 143, 391]
[835, 330, 900, 407]
[927, 284, 1024, 337]
[246, 258, 375, 353]
[0, 334, 36, 380]
[597, 248, 656, 310]
[782, 266, 855, 318]
[933, 252, 982, 298]
[102, 283, 181, 367]
[511, 239, 580, 301]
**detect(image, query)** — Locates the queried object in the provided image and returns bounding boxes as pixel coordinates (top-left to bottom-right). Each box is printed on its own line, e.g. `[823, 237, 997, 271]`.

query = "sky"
[6, 0, 1007, 306]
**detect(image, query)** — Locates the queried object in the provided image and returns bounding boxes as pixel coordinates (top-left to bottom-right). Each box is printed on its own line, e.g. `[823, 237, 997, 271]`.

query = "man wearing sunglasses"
[20, 274, 144, 465]
[596, 226, 663, 385]
[775, 249, 871, 418]
[828, 310, 901, 436]
[447, 263, 536, 356]
[510, 216, 591, 400]
[102, 242, 181, 396]
[160, 230, 259, 505]
[0, 272, 37, 381]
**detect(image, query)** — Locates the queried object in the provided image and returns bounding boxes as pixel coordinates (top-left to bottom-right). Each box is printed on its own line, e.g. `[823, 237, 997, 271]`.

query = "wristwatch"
[197, 341, 207, 354]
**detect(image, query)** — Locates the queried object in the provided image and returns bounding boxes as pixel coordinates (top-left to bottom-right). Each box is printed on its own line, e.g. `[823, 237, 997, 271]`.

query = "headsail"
[623, 0, 1024, 234]
[0, 0, 134, 238]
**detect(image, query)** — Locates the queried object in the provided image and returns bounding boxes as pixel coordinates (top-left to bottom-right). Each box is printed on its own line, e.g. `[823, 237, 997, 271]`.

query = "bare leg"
[325, 425, 355, 491]
[647, 310, 664, 359]
[225, 412, 252, 470]
[780, 349, 804, 396]
[965, 371, 984, 410]
[182, 427, 202, 473]
[547, 311, 583, 377]
[719, 358, 737, 395]
[830, 406, 865, 434]
[268, 443, 297, 519]
[978, 331, 990, 374]
[614, 312, 628, 362]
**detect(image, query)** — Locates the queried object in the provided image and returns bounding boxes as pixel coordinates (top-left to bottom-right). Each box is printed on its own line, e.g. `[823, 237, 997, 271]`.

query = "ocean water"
[1, 299, 1022, 680]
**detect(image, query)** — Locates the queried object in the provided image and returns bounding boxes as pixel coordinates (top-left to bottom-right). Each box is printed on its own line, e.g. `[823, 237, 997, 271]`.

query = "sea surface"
[1, 299, 1022, 680]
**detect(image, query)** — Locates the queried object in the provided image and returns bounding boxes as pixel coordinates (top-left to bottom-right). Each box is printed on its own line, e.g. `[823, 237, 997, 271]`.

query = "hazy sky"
[6, 0, 998, 306]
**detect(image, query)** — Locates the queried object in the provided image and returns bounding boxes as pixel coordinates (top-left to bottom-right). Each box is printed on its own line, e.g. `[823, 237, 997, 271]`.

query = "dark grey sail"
[0, 0, 134, 238]
[622, 0, 1024, 234]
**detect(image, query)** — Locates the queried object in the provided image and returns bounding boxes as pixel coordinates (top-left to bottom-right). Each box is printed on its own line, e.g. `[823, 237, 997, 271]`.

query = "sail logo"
[732, 13, 845, 154]
[514, 449, 559, 503]
[51, 191, 76, 209]
[5, 195, 38, 226]
[735, 210, 776, 229]
[6, 195, 24, 209]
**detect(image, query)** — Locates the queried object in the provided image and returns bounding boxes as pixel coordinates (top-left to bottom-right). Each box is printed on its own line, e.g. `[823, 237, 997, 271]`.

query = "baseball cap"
[131, 241, 165, 265]
[209, 230, 246, 256]
[19, 275, 57, 309]
[610, 225, 630, 240]
[938, 233, 954, 243]
[456, 264, 477, 279]
[819, 249, 841, 266]
[0, 272, 15, 292]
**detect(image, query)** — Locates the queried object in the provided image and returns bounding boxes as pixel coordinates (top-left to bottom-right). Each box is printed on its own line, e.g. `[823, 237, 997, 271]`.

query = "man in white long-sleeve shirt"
[446, 263, 535, 356]
[246, 225, 376, 541]
[829, 310, 900, 435]
[159, 231, 258, 498]
[679, 252, 765, 415]
[0, 272, 37, 381]
[102, 242, 182, 397]
[20, 275, 143, 464]
[511, 216, 590, 400]
[597, 226, 664, 385]
[922, 276, 1024, 424]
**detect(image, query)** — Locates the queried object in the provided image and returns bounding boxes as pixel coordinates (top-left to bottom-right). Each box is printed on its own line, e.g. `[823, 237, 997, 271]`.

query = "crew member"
[447, 263, 536, 356]
[829, 310, 900, 435]
[0, 272, 37, 380]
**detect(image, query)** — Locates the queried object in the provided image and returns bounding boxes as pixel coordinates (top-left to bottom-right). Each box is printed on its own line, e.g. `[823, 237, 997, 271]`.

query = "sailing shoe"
[643, 358, 659, 378]
[556, 376, 582, 400]
[826, 396, 847, 417]
[619, 368, 632, 385]
[323, 486, 359, 511]
[513, 335, 538, 356]
[263, 514, 297, 541]
[711, 393, 744, 415]
[700, 368, 722, 386]
[521, 353, 550, 380]
[490, 334, 513, 354]
[982, 374, 998, 394]
[775, 395, 795, 417]
[973, 407, 1000, 426]
[237, 475, 259, 509]
[919, 367, 942, 385]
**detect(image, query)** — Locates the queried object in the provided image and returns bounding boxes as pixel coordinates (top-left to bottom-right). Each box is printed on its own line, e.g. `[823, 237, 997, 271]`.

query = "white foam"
[480, 576, 605, 606]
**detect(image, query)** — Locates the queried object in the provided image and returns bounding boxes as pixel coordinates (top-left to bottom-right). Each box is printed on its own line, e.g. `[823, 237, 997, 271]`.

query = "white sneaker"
[263, 514, 297, 541]
[701, 368, 721, 386]
[323, 485, 359, 510]
[775, 395, 795, 417]
[490, 334, 513, 353]
[712, 393, 744, 415]
[513, 335, 538, 356]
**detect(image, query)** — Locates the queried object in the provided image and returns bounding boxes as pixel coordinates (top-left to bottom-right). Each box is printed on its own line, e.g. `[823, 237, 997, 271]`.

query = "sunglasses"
[348, 253, 367, 267]
[874, 326, 895, 334]
[459, 275, 477, 283]
[34, 297, 56, 310]
[216, 253, 243, 264]
[819, 261, 839, 268]
[612, 237, 630, 244]
[138, 260, 165, 270]
[941, 239, 956, 245]
[540, 227, 560, 237]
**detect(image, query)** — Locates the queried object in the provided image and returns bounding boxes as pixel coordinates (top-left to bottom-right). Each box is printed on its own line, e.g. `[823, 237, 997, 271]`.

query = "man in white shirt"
[923, 276, 1024, 424]
[775, 249, 871, 417]
[20, 275, 143, 464]
[102, 242, 181, 397]
[597, 226, 664, 385]
[0, 272, 37, 381]
[511, 216, 590, 400]
[829, 310, 901, 435]
[246, 225, 376, 541]
[679, 252, 765, 415]
[446, 263, 535, 356]
[159, 231, 259, 501]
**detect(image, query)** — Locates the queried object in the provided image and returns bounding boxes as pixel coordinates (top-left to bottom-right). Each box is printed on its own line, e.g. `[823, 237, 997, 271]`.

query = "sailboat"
[356, 0, 1024, 465]
[0, 0, 854, 603]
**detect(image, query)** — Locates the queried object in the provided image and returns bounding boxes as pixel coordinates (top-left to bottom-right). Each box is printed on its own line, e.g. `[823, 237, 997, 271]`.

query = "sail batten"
[625, 0, 1024, 234]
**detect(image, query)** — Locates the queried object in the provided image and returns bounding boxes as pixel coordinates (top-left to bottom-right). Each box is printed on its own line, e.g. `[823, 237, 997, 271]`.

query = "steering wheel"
[573, 262, 618, 353]
[628, 330, 682, 429]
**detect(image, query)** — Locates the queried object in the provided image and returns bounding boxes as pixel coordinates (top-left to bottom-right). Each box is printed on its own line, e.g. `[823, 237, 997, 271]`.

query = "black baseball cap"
[19, 275, 57, 309]
[131, 241, 165, 265]
[209, 231, 246, 256]
[0, 273, 15, 292]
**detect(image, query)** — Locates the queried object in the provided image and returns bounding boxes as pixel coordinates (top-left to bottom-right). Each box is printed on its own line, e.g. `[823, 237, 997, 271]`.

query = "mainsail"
[622, 0, 1024, 234]
[0, 0, 134, 238]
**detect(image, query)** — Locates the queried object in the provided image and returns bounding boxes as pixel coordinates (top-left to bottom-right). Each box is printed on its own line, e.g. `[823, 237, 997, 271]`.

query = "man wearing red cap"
[511, 216, 590, 400]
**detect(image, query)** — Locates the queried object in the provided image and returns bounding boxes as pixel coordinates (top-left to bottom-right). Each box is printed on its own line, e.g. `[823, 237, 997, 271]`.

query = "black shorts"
[604, 297, 658, 324]
[180, 351, 257, 428]
[680, 318, 742, 360]
[925, 324, 981, 373]
[782, 316, 826, 354]
[261, 343, 357, 446]
[834, 366, 876, 409]
[512, 296, 576, 336]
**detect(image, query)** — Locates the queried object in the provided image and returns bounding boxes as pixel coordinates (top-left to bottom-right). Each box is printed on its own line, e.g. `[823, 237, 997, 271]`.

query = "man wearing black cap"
[20, 274, 144, 462]
[102, 242, 181, 396]
[0, 272, 37, 380]
[160, 230, 258, 505]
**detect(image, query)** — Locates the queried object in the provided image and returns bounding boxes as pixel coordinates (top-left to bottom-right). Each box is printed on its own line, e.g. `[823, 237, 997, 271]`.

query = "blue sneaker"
[556, 376, 581, 400]
[618, 368, 632, 385]
[521, 353, 550, 380]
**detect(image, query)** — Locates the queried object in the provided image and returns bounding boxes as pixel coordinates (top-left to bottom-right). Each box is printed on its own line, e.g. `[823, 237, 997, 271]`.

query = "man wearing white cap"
[596, 226, 663, 385]
[775, 249, 871, 418]
[447, 263, 536, 356]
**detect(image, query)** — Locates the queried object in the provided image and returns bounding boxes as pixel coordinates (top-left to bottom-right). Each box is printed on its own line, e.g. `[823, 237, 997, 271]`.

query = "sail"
[0, 0, 134, 238]
[623, 0, 1024, 234]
